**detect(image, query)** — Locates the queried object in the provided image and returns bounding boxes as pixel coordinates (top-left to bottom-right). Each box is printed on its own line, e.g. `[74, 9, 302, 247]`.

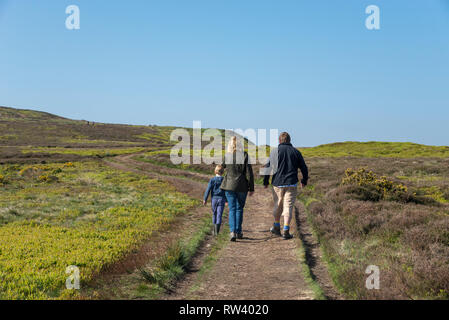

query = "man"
[263, 132, 309, 240]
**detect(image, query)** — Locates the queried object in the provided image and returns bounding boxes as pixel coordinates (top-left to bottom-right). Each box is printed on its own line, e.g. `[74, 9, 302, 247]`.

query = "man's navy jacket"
[263, 143, 309, 187]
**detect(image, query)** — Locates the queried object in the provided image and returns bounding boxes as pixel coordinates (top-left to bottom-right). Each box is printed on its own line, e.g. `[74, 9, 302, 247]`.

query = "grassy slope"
[298, 157, 449, 300]
[0, 106, 252, 164]
[0, 107, 196, 299]
[301, 141, 449, 158]
[0, 106, 176, 148]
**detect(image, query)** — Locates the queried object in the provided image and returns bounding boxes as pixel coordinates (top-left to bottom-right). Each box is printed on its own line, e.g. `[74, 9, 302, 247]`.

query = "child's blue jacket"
[204, 176, 227, 202]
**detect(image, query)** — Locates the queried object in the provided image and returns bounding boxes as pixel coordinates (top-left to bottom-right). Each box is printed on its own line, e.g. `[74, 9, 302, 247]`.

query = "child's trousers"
[211, 197, 226, 225]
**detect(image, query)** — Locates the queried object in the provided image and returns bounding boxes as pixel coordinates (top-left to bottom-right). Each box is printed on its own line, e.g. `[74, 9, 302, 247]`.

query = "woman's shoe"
[230, 232, 237, 242]
[213, 224, 218, 236]
[216, 224, 221, 235]
[237, 233, 243, 239]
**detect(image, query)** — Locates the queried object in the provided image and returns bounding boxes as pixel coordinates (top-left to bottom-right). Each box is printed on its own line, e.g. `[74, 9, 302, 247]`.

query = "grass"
[21, 147, 148, 158]
[186, 224, 230, 299]
[135, 149, 267, 185]
[137, 216, 213, 298]
[294, 236, 327, 300]
[0, 161, 198, 299]
[297, 157, 449, 299]
[0, 106, 252, 154]
[301, 141, 449, 158]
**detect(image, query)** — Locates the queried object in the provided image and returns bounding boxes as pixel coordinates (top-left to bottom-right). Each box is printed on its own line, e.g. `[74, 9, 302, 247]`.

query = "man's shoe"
[237, 233, 243, 239]
[230, 232, 237, 242]
[216, 224, 221, 235]
[270, 225, 281, 236]
[283, 230, 293, 240]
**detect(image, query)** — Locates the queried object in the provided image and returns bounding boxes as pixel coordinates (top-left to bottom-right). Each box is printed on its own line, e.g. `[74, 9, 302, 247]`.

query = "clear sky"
[0, 0, 448, 147]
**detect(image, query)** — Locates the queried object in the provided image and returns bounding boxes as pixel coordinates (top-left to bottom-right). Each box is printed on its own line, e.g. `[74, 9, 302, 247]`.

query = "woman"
[220, 136, 255, 241]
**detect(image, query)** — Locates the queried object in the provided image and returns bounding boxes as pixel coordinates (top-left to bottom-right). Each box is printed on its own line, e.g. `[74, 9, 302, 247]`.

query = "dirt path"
[105, 153, 210, 197]
[163, 186, 315, 300]
[102, 154, 339, 300]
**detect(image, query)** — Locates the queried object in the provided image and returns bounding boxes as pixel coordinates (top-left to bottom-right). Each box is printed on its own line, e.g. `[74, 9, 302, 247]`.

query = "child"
[203, 165, 227, 235]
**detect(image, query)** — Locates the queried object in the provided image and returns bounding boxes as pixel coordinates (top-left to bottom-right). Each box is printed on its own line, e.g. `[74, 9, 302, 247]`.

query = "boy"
[203, 165, 227, 235]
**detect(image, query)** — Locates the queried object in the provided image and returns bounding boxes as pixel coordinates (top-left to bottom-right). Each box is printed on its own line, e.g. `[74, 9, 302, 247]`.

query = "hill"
[301, 141, 449, 158]
[0, 106, 179, 148]
[0, 106, 249, 164]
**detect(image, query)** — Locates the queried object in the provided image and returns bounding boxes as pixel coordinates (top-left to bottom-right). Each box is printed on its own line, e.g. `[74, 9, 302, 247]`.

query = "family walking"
[203, 132, 309, 241]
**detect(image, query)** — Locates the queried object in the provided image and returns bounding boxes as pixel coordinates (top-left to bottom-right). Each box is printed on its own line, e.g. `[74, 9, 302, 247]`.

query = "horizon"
[1, 1, 448, 147]
[2, 104, 448, 148]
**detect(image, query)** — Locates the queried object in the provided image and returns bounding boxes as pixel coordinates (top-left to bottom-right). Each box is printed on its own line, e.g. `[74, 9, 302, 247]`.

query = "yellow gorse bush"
[18, 166, 40, 177]
[342, 167, 408, 198]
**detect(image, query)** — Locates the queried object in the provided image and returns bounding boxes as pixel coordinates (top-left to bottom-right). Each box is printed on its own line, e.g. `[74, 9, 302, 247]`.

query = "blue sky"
[0, 0, 448, 147]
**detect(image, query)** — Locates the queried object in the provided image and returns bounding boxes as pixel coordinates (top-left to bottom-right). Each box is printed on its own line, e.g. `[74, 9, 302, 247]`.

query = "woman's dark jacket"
[220, 151, 255, 193]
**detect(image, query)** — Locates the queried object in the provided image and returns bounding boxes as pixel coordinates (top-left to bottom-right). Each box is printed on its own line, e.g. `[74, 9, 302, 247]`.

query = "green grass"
[298, 158, 449, 299]
[0, 161, 198, 299]
[21, 147, 148, 158]
[135, 154, 210, 175]
[186, 224, 230, 299]
[137, 215, 213, 299]
[294, 237, 327, 300]
[301, 141, 449, 158]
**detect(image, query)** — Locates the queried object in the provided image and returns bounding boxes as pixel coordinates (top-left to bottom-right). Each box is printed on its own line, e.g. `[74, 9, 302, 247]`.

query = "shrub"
[343, 184, 383, 202]
[342, 168, 408, 197]
[444, 189, 449, 201]
[0, 174, 6, 185]
[52, 168, 63, 175]
[340, 167, 426, 203]
[38, 175, 59, 183]
[18, 166, 40, 178]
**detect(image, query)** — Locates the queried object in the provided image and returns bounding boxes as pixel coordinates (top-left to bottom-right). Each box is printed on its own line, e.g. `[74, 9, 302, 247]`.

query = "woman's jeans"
[211, 197, 226, 225]
[225, 191, 248, 234]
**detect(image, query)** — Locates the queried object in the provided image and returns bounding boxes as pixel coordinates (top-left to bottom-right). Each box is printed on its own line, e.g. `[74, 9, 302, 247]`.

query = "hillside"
[0, 106, 179, 148]
[0, 106, 248, 164]
[301, 141, 449, 158]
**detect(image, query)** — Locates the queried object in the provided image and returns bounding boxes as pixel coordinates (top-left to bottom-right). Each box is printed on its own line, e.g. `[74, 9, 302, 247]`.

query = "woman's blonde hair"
[215, 165, 224, 175]
[227, 136, 243, 153]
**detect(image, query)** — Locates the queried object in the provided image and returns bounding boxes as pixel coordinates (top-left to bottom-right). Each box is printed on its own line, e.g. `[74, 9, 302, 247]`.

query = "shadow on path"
[294, 205, 342, 300]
